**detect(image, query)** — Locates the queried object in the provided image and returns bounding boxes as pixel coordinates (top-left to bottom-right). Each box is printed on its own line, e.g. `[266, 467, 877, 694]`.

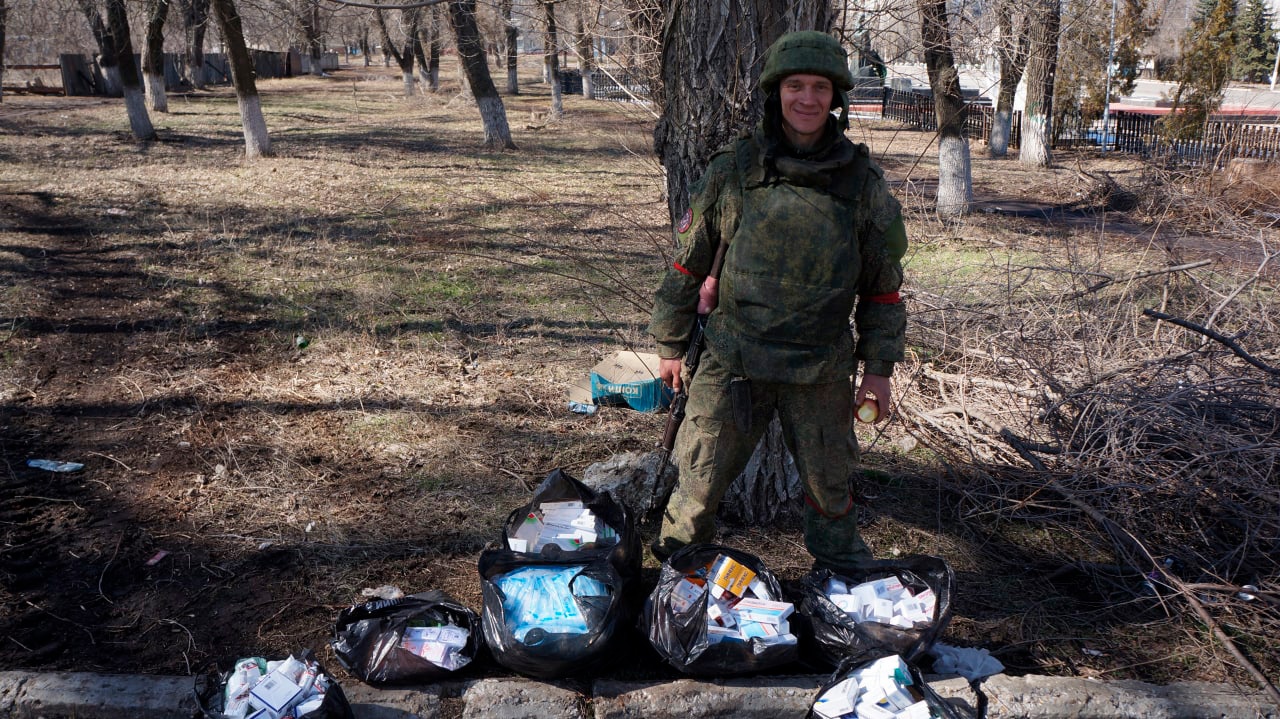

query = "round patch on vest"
[677, 207, 693, 234]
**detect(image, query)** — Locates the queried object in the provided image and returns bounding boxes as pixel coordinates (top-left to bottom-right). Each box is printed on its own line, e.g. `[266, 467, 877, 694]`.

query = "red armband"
[864, 291, 901, 305]
[673, 262, 696, 277]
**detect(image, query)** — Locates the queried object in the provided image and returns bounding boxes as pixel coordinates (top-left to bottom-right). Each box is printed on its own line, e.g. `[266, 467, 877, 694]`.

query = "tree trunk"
[649, 0, 833, 525]
[80, 0, 156, 138]
[180, 0, 208, 89]
[448, 0, 516, 149]
[1020, 0, 1060, 167]
[920, 0, 971, 217]
[295, 0, 324, 77]
[428, 7, 441, 92]
[209, 0, 270, 157]
[143, 0, 170, 112]
[375, 9, 415, 97]
[0, 0, 7, 103]
[990, 2, 1029, 157]
[544, 1, 562, 120]
[78, 0, 121, 96]
[502, 0, 518, 94]
[576, 4, 595, 99]
[413, 27, 431, 89]
[653, 1, 833, 224]
[360, 26, 371, 67]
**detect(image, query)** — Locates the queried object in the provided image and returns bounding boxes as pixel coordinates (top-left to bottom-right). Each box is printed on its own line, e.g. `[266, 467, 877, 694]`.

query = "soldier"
[648, 31, 908, 571]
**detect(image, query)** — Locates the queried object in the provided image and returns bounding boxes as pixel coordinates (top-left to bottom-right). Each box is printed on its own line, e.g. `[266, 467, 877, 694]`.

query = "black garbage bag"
[642, 543, 799, 676]
[498, 468, 641, 576]
[798, 555, 954, 668]
[806, 653, 973, 719]
[478, 468, 640, 679]
[194, 649, 354, 719]
[330, 590, 482, 684]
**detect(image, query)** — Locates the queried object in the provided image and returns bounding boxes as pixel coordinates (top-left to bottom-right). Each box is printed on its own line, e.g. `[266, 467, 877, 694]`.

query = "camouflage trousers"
[658, 349, 872, 569]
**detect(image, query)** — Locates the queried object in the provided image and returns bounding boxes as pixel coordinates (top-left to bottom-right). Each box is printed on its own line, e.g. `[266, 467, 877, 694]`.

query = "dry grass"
[0, 61, 1277, 693]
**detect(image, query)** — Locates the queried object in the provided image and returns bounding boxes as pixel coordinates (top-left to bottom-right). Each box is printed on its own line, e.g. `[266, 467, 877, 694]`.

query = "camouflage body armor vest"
[707, 131, 875, 385]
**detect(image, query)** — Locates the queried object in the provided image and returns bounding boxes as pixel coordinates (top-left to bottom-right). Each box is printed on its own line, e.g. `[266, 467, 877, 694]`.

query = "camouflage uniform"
[649, 32, 907, 569]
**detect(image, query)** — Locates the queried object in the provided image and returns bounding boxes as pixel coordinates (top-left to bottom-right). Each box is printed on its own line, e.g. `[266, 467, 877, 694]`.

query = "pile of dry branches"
[898, 196, 1279, 695]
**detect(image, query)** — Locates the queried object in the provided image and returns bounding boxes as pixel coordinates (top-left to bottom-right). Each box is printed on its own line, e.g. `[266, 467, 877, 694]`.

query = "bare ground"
[1, 64, 1277, 692]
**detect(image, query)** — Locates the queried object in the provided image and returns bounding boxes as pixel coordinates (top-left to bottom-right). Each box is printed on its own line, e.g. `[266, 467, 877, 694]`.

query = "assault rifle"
[658, 240, 729, 456]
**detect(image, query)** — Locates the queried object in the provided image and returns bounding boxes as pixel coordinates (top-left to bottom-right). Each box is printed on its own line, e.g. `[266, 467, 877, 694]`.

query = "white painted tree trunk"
[936, 135, 972, 218]
[237, 92, 271, 157]
[144, 72, 168, 112]
[989, 109, 1012, 157]
[476, 94, 513, 150]
[1020, 111, 1051, 166]
[402, 71, 416, 96]
[582, 70, 593, 99]
[122, 85, 155, 139]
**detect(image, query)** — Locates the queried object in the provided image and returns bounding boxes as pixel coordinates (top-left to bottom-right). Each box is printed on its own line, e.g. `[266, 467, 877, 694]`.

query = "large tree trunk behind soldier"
[1020, 0, 1060, 166]
[448, 0, 516, 149]
[920, 0, 971, 218]
[209, 0, 271, 157]
[644, 0, 833, 525]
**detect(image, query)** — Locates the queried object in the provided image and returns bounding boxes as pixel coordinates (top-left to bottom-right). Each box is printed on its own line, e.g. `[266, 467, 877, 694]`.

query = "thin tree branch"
[1142, 309, 1280, 375]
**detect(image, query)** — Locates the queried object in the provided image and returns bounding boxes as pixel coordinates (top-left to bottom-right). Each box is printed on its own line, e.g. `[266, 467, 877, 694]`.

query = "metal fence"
[880, 89, 1279, 165]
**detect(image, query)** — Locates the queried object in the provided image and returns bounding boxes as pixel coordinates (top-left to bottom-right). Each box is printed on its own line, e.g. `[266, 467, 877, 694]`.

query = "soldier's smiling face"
[779, 73, 834, 149]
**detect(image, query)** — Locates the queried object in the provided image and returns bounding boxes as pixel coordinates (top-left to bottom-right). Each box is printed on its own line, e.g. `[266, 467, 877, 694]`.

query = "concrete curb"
[0, 670, 1275, 719]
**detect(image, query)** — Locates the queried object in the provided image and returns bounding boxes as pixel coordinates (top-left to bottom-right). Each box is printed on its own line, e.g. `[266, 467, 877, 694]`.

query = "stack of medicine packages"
[799, 557, 953, 669]
[643, 544, 798, 676]
[217, 654, 347, 719]
[810, 654, 939, 719]
[826, 575, 936, 631]
[478, 468, 639, 679]
[330, 591, 481, 684]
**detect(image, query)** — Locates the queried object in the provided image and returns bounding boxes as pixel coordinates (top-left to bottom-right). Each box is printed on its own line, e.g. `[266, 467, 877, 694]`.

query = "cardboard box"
[249, 672, 303, 715]
[577, 352, 671, 413]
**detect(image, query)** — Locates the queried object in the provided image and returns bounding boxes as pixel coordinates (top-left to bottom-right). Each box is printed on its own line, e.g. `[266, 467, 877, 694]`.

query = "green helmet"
[759, 31, 854, 94]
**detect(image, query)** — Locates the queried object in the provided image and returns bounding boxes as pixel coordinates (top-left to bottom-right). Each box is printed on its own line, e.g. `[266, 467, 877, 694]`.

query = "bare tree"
[177, 0, 210, 90]
[426, 6, 441, 90]
[359, 23, 371, 66]
[543, 0, 563, 119]
[448, 0, 516, 149]
[209, 0, 271, 156]
[920, 0, 971, 217]
[990, 1, 1029, 157]
[297, 0, 325, 76]
[575, 0, 595, 98]
[502, 0, 518, 93]
[143, 0, 171, 112]
[376, 7, 417, 96]
[1020, 0, 1060, 166]
[78, 0, 156, 139]
[0, 0, 7, 103]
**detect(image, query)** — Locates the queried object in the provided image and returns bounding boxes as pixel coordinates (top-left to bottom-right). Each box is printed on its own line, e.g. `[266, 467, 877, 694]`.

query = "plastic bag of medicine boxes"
[642, 543, 800, 676]
[477, 468, 641, 678]
[194, 649, 354, 719]
[330, 590, 482, 684]
[806, 654, 969, 719]
[798, 556, 954, 669]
